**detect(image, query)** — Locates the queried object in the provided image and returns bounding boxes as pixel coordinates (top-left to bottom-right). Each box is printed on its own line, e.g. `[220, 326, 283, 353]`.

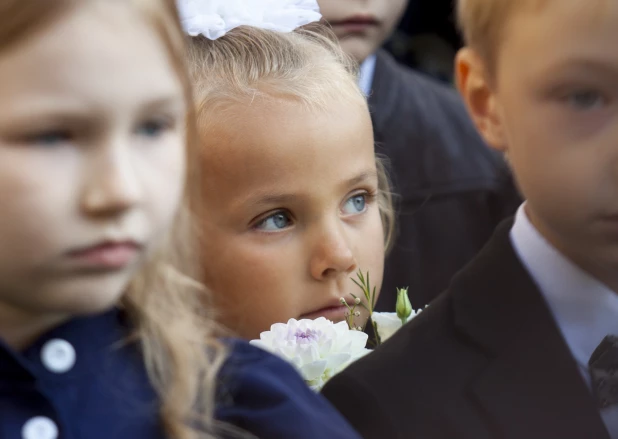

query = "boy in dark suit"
[318, 0, 520, 311]
[322, 1, 618, 438]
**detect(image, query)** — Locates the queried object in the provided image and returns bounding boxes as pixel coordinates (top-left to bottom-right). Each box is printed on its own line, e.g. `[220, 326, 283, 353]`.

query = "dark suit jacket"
[322, 219, 610, 439]
[370, 50, 521, 311]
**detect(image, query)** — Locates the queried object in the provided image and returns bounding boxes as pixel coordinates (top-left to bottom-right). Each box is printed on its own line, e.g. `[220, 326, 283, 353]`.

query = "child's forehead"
[201, 96, 371, 161]
[197, 97, 374, 196]
[480, 0, 618, 97]
[200, 92, 368, 145]
[501, 0, 618, 52]
[501, 0, 617, 36]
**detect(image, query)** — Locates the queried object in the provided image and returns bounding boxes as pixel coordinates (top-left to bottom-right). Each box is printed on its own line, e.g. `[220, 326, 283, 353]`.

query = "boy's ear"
[455, 48, 507, 152]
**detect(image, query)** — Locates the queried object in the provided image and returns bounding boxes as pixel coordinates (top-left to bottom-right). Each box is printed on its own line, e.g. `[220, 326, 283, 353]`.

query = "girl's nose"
[80, 141, 141, 217]
[310, 223, 358, 281]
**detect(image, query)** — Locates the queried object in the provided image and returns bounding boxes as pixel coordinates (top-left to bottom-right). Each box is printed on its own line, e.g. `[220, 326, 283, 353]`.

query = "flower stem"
[350, 269, 381, 346]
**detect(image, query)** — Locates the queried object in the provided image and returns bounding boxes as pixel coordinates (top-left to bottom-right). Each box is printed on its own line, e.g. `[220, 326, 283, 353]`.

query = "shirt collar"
[358, 54, 377, 97]
[510, 204, 618, 367]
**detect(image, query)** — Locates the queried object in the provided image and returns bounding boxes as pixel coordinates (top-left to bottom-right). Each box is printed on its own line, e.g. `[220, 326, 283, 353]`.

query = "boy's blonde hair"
[457, 0, 547, 67]
[187, 23, 396, 251]
[0, 1, 226, 438]
[458, 0, 614, 68]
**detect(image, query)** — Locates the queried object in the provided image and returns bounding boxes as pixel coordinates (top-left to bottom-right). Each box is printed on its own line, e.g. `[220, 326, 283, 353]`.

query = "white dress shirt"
[510, 204, 618, 438]
[358, 54, 377, 97]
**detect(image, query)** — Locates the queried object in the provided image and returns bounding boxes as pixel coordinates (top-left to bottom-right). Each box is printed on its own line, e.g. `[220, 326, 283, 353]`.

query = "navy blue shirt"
[0, 309, 360, 439]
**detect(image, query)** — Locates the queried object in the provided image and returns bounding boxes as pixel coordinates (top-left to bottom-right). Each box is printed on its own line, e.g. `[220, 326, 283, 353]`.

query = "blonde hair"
[457, 0, 614, 71]
[0, 1, 225, 438]
[187, 23, 396, 251]
[456, 0, 548, 67]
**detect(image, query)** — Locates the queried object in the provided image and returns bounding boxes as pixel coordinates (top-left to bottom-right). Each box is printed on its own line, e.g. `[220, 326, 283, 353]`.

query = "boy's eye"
[563, 90, 606, 110]
[255, 211, 293, 232]
[136, 119, 171, 138]
[342, 194, 367, 215]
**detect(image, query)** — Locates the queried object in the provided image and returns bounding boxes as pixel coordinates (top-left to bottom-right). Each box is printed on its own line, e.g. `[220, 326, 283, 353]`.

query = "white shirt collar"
[510, 204, 618, 368]
[358, 54, 377, 97]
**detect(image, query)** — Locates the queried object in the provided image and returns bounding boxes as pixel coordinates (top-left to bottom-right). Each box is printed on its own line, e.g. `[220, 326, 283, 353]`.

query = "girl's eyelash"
[353, 189, 378, 202]
[136, 116, 176, 135]
[22, 129, 73, 146]
[251, 209, 292, 228]
[340, 190, 379, 217]
[365, 190, 378, 201]
[250, 190, 379, 229]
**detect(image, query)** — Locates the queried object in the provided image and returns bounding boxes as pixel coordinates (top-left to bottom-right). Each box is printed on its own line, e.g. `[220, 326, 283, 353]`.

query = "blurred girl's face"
[0, 2, 187, 347]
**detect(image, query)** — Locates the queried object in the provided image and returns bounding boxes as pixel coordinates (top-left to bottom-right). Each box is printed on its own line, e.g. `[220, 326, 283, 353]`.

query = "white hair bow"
[177, 0, 322, 40]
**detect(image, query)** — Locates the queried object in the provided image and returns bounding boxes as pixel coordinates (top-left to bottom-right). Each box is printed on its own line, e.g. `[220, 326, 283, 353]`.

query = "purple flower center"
[294, 328, 318, 343]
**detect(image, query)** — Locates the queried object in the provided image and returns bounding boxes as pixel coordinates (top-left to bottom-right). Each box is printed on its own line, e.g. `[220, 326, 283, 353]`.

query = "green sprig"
[349, 269, 382, 346]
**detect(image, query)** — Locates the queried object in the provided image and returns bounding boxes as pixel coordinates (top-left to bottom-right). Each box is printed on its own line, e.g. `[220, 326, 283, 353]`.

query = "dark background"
[384, 0, 461, 84]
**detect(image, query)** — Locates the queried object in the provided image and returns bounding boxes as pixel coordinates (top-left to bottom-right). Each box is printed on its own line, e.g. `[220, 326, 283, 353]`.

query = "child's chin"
[48, 282, 127, 317]
[64, 295, 122, 317]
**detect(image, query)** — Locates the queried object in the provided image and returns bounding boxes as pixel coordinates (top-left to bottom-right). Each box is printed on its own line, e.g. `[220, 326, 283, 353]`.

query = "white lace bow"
[177, 0, 322, 40]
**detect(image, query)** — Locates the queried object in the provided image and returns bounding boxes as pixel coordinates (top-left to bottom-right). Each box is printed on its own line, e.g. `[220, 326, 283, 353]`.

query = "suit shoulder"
[322, 294, 467, 438]
[371, 53, 510, 193]
[337, 293, 455, 385]
[381, 59, 476, 139]
[396, 64, 464, 109]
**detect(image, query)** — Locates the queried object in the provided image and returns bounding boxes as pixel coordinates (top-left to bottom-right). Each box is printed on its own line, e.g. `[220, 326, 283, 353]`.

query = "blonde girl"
[0, 1, 362, 438]
[182, 1, 395, 340]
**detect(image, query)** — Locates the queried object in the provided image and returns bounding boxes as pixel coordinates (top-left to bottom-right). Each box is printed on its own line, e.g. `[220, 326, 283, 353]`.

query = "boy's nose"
[309, 224, 358, 280]
[80, 143, 141, 217]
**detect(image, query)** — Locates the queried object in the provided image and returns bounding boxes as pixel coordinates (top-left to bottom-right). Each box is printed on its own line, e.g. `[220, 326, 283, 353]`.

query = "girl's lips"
[300, 305, 349, 322]
[67, 241, 141, 269]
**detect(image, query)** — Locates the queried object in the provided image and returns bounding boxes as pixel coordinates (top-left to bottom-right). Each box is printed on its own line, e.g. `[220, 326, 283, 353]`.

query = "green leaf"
[351, 277, 364, 291]
[371, 286, 377, 311]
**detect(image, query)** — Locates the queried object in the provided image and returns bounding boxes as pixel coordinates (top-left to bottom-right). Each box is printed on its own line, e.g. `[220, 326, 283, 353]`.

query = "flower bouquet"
[250, 270, 426, 390]
[250, 317, 370, 391]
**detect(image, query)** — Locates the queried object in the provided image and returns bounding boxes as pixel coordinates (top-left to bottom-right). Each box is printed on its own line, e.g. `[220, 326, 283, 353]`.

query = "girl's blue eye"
[255, 211, 292, 231]
[31, 131, 71, 147]
[564, 90, 605, 110]
[342, 194, 367, 215]
[137, 120, 169, 138]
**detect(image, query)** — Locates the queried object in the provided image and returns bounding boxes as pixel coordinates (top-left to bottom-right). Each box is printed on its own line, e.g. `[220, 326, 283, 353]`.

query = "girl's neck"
[0, 302, 69, 351]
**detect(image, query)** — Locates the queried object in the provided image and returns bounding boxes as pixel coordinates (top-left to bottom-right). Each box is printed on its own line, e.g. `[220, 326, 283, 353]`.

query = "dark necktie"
[589, 335, 618, 408]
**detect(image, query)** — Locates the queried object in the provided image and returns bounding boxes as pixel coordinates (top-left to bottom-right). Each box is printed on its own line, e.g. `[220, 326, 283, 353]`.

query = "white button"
[41, 339, 76, 373]
[22, 416, 58, 439]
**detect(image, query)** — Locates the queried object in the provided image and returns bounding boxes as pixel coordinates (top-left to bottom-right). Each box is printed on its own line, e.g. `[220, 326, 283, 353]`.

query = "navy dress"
[0, 309, 360, 439]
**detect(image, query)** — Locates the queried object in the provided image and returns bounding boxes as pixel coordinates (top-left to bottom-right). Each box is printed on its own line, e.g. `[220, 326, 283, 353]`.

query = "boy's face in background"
[457, 0, 618, 290]
[318, 0, 408, 63]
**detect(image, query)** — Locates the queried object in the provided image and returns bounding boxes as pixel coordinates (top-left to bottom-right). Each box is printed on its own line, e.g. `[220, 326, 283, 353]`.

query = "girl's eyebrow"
[247, 193, 299, 209]
[2, 95, 185, 125]
[239, 170, 379, 210]
[139, 95, 186, 112]
[340, 170, 378, 190]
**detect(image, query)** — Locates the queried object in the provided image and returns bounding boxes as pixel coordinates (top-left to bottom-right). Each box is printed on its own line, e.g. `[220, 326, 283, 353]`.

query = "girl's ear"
[455, 47, 508, 152]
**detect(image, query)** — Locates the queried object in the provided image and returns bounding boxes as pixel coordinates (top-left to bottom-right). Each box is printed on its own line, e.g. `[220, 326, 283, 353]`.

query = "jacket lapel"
[367, 50, 400, 143]
[452, 220, 609, 439]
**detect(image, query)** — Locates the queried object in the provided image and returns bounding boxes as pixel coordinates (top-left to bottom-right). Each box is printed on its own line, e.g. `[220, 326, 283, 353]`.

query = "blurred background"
[385, 0, 460, 84]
